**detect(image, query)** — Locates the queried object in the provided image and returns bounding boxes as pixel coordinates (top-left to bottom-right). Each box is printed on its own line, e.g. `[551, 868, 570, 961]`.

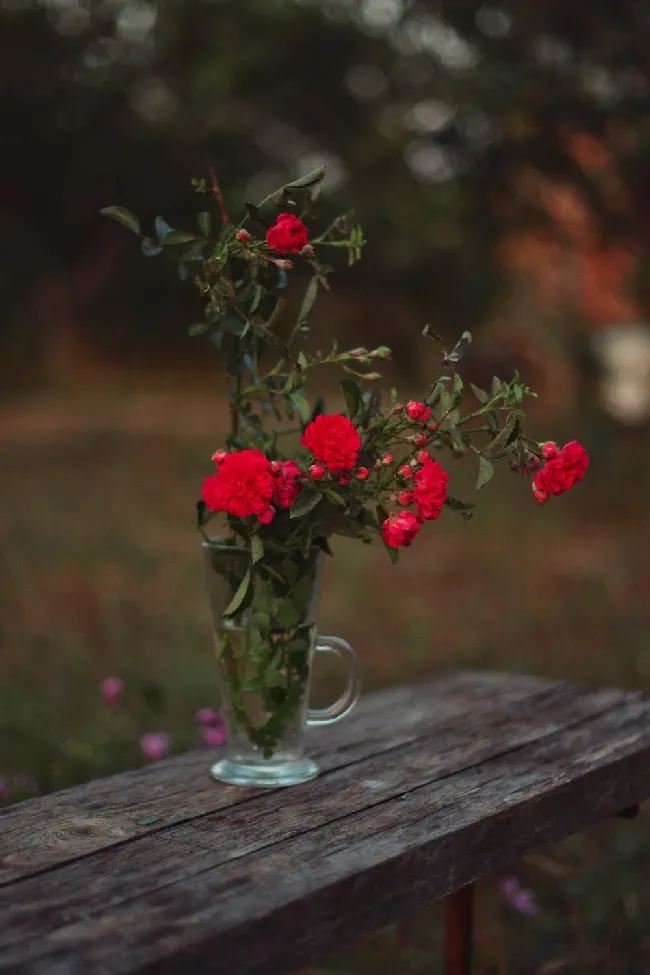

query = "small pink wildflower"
[140, 733, 169, 762]
[100, 677, 123, 709]
[194, 707, 219, 726]
[201, 724, 228, 747]
[500, 876, 540, 916]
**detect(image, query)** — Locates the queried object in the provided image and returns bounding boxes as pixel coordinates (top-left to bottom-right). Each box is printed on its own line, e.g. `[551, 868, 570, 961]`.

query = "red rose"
[301, 414, 361, 473]
[266, 213, 309, 254]
[273, 460, 304, 509]
[382, 511, 421, 548]
[413, 458, 449, 521]
[533, 441, 589, 499]
[202, 449, 274, 518]
[406, 400, 432, 422]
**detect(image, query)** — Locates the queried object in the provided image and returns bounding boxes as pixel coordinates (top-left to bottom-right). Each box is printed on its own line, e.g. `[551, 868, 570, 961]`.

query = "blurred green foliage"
[3, 0, 650, 385]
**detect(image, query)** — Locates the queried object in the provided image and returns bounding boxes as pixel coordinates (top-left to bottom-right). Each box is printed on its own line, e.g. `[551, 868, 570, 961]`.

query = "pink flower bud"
[412, 433, 427, 447]
[236, 229, 250, 241]
[269, 461, 282, 475]
[393, 403, 404, 414]
[427, 422, 438, 432]
[201, 723, 227, 747]
[100, 677, 123, 709]
[211, 450, 227, 465]
[415, 449, 430, 465]
[397, 491, 414, 506]
[339, 475, 351, 486]
[355, 467, 370, 480]
[310, 463, 326, 480]
[194, 708, 219, 726]
[527, 455, 540, 471]
[532, 486, 548, 504]
[397, 465, 412, 479]
[406, 401, 432, 422]
[140, 733, 169, 762]
[541, 441, 558, 460]
[275, 259, 294, 270]
[381, 454, 394, 465]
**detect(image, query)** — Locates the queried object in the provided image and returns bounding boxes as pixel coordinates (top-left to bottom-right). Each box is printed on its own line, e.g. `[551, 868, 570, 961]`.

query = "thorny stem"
[208, 166, 229, 226]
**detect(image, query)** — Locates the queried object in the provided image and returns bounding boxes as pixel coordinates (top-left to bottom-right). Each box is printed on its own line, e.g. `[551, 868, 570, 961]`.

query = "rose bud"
[355, 467, 370, 480]
[310, 464, 327, 480]
[541, 441, 558, 460]
[397, 465, 412, 479]
[236, 229, 250, 241]
[381, 454, 394, 465]
[406, 401, 432, 423]
[411, 433, 427, 447]
[397, 491, 414, 506]
[211, 450, 227, 465]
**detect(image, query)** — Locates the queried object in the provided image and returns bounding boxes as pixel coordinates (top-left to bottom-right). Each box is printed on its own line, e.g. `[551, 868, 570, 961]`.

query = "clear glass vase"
[202, 538, 361, 787]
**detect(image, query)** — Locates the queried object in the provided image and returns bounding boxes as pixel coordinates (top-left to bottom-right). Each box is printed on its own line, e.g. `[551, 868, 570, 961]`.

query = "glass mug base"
[210, 756, 319, 788]
[202, 540, 361, 787]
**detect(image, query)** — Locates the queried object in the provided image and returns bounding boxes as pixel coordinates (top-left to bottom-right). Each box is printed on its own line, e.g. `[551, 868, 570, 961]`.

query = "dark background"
[3, 2, 650, 972]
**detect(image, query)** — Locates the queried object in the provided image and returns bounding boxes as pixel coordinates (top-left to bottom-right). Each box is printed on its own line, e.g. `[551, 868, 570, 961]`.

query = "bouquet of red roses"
[101, 168, 588, 764]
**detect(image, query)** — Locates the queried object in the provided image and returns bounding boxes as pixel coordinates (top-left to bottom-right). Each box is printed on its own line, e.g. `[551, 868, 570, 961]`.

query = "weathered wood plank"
[1, 676, 649, 975]
[0, 670, 560, 884]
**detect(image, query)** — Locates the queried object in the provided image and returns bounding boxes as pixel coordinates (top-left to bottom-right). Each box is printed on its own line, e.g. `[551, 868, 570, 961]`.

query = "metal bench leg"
[444, 883, 474, 975]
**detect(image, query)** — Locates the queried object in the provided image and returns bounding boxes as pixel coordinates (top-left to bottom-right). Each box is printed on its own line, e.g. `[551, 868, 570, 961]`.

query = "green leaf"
[99, 206, 140, 235]
[297, 277, 318, 326]
[286, 166, 326, 190]
[452, 372, 464, 403]
[189, 323, 209, 337]
[223, 567, 252, 618]
[444, 331, 473, 365]
[445, 496, 475, 521]
[141, 238, 162, 257]
[162, 230, 201, 246]
[154, 216, 174, 241]
[290, 489, 323, 519]
[340, 378, 362, 420]
[290, 392, 311, 425]
[136, 816, 159, 826]
[251, 535, 264, 565]
[277, 599, 301, 629]
[470, 383, 488, 404]
[250, 284, 263, 315]
[198, 211, 211, 236]
[297, 351, 308, 371]
[196, 499, 214, 528]
[384, 543, 399, 565]
[310, 395, 325, 422]
[476, 455, 494, 491]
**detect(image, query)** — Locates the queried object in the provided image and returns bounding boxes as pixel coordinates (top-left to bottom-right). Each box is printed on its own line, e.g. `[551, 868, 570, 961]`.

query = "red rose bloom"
[406, 400, 432, 422]
[301, 414, 361, 473]
[202, 449, 274, 518]
[413, 458, 449, 521]
[273, 460, 304, 509]
[533, 441, 589, 499]
[382, 511, 421, 548]
[266, 213, 309, 254]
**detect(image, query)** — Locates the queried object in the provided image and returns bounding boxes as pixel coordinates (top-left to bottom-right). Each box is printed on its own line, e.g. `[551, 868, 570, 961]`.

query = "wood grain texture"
[2, 670, 650, 975]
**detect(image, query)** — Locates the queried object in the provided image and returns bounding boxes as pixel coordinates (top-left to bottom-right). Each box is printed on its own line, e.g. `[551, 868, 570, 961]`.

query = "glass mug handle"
[306, 635, 361, 726]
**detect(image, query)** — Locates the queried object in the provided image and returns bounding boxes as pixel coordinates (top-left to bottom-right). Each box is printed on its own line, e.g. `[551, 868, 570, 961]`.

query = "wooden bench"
[2, 670, 650, 975]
